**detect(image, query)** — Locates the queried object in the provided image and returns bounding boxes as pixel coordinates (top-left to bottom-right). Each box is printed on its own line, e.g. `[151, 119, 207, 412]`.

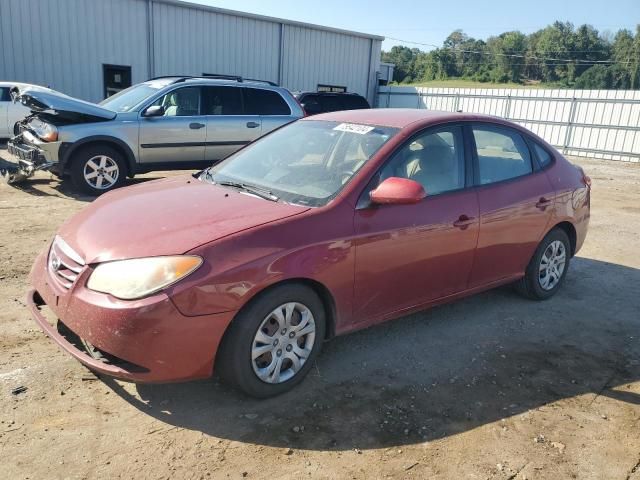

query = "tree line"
[381, 22, 640, 89]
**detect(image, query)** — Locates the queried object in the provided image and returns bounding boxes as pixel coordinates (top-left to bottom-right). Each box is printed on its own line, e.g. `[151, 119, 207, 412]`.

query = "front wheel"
[516, 228, 571, 300]
[69, 145, 126, 195]
[216, 284, 326, 398]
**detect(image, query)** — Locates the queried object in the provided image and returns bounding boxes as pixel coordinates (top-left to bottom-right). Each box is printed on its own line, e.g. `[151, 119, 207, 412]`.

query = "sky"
[183, 0, 639, 50]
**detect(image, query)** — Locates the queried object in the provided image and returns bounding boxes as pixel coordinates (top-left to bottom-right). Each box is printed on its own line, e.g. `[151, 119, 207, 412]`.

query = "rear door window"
[202, 86, 243, 115]
[472, 125, 533, 185]
[243, 88, 291, 115]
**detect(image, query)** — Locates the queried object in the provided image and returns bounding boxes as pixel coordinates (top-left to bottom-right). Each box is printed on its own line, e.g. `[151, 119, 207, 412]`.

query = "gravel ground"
[0, 146, 639, 480]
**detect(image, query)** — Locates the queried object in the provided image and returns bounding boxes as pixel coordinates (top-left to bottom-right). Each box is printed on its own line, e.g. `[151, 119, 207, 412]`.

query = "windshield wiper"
[216, 180, 279, 202]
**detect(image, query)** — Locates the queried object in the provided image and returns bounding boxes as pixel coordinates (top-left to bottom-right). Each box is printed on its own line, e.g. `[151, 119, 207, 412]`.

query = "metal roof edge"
[154, 0, 385, 41]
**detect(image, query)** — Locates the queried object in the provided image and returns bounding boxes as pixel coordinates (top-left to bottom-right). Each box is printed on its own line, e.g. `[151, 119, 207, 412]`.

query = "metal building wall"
[151, 1, 281, 84]
[281, 26, 380, 100]
[0, 0, 150, 102]
[0, 0, 383, 103]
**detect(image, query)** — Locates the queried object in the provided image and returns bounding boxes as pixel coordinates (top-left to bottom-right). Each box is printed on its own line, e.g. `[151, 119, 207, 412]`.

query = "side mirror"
[143, 105, 165, 117]
[370, 177, 426, 205]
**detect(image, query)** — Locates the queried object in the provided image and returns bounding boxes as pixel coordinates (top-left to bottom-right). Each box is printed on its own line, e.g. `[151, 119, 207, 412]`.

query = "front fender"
[59, 135, 138, 176]
[168, 204, 356, 332]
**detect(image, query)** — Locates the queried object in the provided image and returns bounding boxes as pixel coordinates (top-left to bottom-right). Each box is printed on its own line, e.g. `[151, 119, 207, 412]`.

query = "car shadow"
[104, 257, 640, 451]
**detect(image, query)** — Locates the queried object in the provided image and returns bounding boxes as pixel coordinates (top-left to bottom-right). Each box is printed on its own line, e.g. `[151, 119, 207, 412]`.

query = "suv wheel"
[70, 145, 126, 195]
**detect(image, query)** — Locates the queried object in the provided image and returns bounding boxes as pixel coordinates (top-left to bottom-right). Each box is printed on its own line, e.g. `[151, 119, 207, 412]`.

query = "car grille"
[48, 236, 85, 290]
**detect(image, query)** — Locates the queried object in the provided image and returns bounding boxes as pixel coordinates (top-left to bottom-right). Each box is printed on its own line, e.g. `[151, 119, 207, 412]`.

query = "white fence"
[377, 86, 640, 162]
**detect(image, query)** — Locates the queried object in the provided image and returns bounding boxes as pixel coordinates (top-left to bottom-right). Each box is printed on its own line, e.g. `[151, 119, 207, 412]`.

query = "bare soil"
[1, 148, 639, 480]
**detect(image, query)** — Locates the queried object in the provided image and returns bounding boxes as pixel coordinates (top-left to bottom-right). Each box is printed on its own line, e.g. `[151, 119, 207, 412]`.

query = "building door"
[103, 65, 132, 99]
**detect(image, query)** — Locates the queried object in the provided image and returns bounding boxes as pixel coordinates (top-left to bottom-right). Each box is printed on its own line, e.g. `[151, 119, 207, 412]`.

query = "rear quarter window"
[244, 88, 291, 115]
[533, 142, 553, 168]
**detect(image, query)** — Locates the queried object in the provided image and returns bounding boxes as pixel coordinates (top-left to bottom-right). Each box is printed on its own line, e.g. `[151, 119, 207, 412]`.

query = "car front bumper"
[28, 247, 236, 383]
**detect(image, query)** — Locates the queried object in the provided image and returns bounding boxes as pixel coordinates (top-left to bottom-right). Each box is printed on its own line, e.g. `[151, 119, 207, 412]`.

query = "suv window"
[318, 95, 341, 113]
[532, 142, 552, 168]
[379, 126, 465, 195]
[152, 87, 201, 117]
[202, 86, 242, 115]
[473, 126, 532, 185]
[300, 94, 322, 115]
[244, 88, 290, 115]
[0, 87, 10, 102]
[341, 95, 369, 110]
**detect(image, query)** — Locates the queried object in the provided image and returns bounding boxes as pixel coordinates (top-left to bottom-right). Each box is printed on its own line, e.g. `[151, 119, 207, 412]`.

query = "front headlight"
[87, 256, 203, 300]
[29, 118, 58, 142]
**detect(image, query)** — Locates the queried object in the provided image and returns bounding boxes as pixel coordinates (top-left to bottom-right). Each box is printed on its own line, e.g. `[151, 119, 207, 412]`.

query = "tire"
[216, 284, 326, 398]
[69, 145, 126, 195]
[515, 228, 571, 300]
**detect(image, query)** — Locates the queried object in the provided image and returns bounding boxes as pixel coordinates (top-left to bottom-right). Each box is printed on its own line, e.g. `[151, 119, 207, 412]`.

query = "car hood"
[57, 175, 310, 263]
[11, 86, 116, 122]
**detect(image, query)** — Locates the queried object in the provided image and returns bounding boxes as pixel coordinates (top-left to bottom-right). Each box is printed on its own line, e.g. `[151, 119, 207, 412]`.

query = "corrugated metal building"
[0, 0, 383, 103]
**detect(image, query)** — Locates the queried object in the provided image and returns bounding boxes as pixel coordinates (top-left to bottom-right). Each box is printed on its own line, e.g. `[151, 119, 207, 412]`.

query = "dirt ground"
[0, 147, 639, 480]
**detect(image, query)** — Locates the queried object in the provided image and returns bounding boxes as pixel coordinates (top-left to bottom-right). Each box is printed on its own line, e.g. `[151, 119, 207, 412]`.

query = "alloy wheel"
[83, 155, 119, 190]
[251, 302, 316, 384]
[538, 240, 566, 291]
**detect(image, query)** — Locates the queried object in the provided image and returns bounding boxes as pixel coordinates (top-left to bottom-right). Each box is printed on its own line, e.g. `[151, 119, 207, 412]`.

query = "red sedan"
[28, 109, 590, 397]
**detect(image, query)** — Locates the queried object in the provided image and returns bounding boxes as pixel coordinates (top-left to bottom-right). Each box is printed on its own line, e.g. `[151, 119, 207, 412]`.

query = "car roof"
[306, 108, 507, 129]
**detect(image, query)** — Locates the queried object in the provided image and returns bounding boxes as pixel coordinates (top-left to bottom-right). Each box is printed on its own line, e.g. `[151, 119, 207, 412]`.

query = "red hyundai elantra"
[28, 109, 590, 397]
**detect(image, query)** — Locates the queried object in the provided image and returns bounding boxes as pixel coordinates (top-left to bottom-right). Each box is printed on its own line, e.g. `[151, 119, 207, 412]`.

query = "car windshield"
[99, 79, 175, 112]
[203, 120, 398, 207]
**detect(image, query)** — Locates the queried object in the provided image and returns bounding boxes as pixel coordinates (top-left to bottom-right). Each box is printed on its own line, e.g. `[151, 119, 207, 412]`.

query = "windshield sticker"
[333, 123, 375, 135]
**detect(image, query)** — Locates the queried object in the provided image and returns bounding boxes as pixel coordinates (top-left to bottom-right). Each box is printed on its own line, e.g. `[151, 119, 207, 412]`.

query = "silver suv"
[7, 76, 303, 194]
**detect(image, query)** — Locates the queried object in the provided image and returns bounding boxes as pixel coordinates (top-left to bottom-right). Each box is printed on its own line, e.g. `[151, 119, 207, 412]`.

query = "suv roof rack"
[202, 73, 278, 86]
[147, 75, 278, 87]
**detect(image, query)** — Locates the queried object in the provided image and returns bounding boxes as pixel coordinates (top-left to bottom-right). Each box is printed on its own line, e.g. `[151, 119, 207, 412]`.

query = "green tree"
[487, 31, 528, 82]
[381, 22, 640, 89]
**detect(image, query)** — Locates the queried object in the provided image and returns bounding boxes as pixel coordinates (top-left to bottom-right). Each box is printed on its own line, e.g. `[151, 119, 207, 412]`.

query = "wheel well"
[67, 140, 135, 177]
[239, 278, 337, 340]
[552, 221, 577, 256]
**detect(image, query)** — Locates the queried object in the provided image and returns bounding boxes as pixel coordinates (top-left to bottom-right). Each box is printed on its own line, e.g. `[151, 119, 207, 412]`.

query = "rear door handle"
[246, 121, 260, 128]
[453, 215, 475, 230]
[189, 122, 205, 130]
[535, 197, 552, 210]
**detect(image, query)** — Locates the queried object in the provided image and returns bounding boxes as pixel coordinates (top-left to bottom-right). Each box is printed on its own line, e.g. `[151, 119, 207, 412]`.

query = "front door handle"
[535, 197, 552, 210]
[189, 122, 205, 130]
[246, 121, 260, 128]
[453, 214, 475, 230]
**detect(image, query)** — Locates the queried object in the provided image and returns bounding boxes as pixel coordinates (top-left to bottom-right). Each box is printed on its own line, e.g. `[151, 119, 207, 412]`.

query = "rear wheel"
[516, 228, 571, 300]
[216, 284, 326, 398]
[70, 145, 126, 195]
